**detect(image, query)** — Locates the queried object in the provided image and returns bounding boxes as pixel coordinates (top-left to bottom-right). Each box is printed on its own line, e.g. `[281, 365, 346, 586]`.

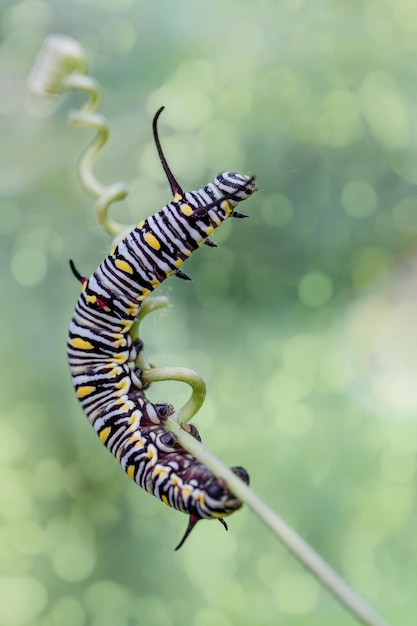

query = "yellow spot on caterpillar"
[206, 226, 214, 235]
[99, 426, 111, 443]
[76, 385, 96, 398]
[171, 475, 182, 487]
[144, 232, 161, 250]
[173, 193, 183, 202]
[161, 495, 171, 507]
[129, 433, 143, 446]
[197, 492, 205, 504]
[70, 337, 94, 350]
[153, 465, 168, 479]
[111, 353, 127, 364]
[151, 278, 160, 289]
[137, 219, 145, 229]
[81, 281, 87, 293]
[113, 337, 125, 348]
[110, 246, 116, 256]
[115, 379, 129, 395]
[174, 258, 183, 268]
[126, 305, 138, 316]
[182, 486, 192, 498]
[121, 319, 133, 331]
[86, 295, 97, 305]
[180, 203, 193, 216]
[137, 288, 151, 298]
[211, 511, 228, 519]
[223, 200, 232, 216]
[147, 447, 156, 460]
[212, 215, 221, 227]
[106, 366, 120, 377]
[119, 401, 131, 412]
[115, 259, 134, 274]
[127, 465, 135, 480]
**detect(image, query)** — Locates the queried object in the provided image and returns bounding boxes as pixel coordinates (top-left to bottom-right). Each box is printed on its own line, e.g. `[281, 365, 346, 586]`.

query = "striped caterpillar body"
[67, 107, 257, 548]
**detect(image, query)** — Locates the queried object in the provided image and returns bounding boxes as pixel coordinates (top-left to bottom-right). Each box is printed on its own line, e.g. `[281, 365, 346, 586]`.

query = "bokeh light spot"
[11, 246, 47, 287]
[341, 180, 377, 218]
[342, 534, 380, 595]
[0, 472, 33, 521]
[84, 580, 131, 620]
[0, 420, 26, 462]
[379, 449, 416, 484]
[266, 370, 312, 410]
[360, 71, 409, 150]
[392, 196, 417, 235]
[319, 343, 349, 392]
[2, 0, 50, 38]
[345, 278, 417, 417]
[34, 458, 65, 500]
[101, 18, 137, 54]
[193, 607, 233, 626]
[298, 271, 333, 308]
[272, 572, 319, 615]
[261, 193, 293, 227]
[0, 576, 47, 625]
[393, 0, 417, 34]
[147, 87, 213, 132]
[215, 89, 253, 120]
[52, 533, 96, 582]
[260, 67, 300, 106]
[281, 334, 321, 375]
[174, 59, 215, 93]
[101, 0, 134, 10]
[14, 400, 48, 435]
[9, 521, 43, 557]
[51, 596, 86, 626]
[0, 201, 20, 234]
[276, 402, 314, 436]
[323, 90, 362, 147]
[201, 119, 242, 171]
[228, 22, 265, 64]
[351, 247, 390, 288]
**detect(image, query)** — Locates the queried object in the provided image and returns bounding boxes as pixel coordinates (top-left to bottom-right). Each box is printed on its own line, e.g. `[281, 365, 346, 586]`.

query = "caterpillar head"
[214, 172, 257, 203]
[175, 465, 249, 550]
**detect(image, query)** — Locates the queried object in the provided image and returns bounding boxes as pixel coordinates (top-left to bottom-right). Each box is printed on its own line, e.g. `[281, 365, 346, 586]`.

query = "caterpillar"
[67, 107, 257, 549]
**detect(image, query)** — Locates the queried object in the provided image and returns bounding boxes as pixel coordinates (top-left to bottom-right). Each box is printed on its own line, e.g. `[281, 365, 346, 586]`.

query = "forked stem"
[142, 366, 206, 424]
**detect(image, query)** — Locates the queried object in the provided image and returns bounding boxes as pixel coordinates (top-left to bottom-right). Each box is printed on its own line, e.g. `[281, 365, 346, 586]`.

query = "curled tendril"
[28, 34, 129, 237]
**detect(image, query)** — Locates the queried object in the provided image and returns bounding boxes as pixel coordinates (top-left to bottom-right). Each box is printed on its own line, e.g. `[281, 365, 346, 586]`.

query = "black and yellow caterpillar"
[67, 107, 257, 548]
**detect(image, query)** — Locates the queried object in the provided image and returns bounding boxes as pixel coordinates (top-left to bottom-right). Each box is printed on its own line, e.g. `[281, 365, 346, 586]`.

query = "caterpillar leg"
[129, 337, 144, 362]
[175, 515, 228, 551]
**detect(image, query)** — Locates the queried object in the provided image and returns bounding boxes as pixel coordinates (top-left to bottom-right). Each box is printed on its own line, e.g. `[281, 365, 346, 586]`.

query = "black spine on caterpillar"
[67, 107, 256, 549]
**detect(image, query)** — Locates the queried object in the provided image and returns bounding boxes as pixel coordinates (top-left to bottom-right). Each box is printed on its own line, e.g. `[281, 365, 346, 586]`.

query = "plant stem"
[165, 418, 392, 626]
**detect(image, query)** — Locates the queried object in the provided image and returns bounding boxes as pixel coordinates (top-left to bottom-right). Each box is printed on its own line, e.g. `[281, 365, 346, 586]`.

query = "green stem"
[130, 295, 171, 370]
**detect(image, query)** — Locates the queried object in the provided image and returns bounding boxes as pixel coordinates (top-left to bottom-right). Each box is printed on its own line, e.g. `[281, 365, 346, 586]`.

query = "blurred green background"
[1, 0, 417, 624]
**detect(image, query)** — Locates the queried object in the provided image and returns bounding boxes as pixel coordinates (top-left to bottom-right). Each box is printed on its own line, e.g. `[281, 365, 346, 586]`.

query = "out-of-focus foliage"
[0, 0, 416, 624]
